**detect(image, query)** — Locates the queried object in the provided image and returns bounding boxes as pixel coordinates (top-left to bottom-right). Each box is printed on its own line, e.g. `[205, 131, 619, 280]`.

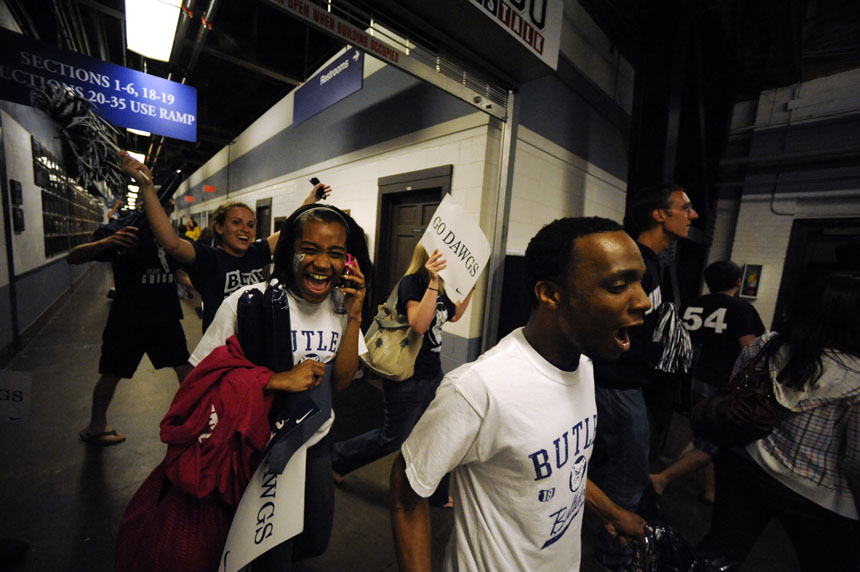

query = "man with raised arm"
[390, 217, 651, 571]
[69, 194, 191, 446]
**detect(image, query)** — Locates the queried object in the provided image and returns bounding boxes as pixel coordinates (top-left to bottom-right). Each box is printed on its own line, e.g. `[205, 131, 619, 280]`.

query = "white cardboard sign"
[0, 370, 31, 423]
[219, 447, 308, 572]
[419, 194, 490, 300]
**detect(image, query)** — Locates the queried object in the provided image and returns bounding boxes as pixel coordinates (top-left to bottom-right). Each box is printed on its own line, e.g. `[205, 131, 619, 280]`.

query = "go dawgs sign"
[419, 194, 491, 301]
[469, 0, 564, 69]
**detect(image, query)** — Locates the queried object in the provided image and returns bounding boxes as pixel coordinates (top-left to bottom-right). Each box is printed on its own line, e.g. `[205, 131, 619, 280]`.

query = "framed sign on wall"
[740, 264, 762, 299]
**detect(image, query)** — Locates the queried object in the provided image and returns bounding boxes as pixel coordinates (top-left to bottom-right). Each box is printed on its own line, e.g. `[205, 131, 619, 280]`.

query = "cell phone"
[309, 177, 326, 200]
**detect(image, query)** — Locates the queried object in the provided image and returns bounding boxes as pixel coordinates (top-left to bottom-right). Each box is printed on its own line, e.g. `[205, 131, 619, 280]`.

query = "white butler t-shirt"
[190, 281, 367, 446]
[402, 327, 598, 572]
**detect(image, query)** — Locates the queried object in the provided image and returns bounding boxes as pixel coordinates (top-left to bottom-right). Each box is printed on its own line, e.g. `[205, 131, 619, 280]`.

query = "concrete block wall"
[727, 66, 860, 329]
[728, 196, 795, 328]
[560, 0, 634, 115]
[506, 126, 627, 254]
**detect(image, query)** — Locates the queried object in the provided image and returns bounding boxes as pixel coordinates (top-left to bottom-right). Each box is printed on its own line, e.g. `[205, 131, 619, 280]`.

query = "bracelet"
[427, 287, 438, 291]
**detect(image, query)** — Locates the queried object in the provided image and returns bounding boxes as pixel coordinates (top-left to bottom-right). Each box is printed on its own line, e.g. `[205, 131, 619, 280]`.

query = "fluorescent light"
[125, 0, 181, 62]
[127, 127, 151, 137]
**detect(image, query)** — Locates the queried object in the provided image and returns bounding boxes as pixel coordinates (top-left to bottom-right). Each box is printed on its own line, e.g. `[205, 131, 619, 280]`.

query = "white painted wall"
[728, 67, 860, 327]
[183, 112, 494, 339]
[506, 126, 627, 255]
[707, 198, 740, 266]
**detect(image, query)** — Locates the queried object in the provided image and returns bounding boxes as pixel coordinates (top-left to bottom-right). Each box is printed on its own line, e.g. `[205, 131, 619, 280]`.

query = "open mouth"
[613, 321, 643, 352]
[614, 327, 631, 351]
[304, 272, 332, 295]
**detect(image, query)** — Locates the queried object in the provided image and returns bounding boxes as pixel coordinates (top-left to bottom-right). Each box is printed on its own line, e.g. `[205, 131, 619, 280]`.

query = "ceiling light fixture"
[124, 0, 182, 62]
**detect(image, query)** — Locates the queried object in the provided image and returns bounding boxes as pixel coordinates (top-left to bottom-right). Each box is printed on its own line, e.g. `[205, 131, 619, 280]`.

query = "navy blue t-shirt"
[92, 214, 182, 324]
[683, 293, 765, 386]
[396, 274, 456, 380]
[186, 239, 271, 332]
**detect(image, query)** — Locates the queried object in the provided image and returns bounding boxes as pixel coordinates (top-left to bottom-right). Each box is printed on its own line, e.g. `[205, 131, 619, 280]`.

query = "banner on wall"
[293, 47, 363, 126]
[419, 194, 491, 301]
[469, 0, 564, 70]
[0, 28, 197, 142]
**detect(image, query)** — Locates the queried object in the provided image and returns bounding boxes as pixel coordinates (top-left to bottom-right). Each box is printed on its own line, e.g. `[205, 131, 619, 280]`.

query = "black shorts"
[99, 313, 190, 379]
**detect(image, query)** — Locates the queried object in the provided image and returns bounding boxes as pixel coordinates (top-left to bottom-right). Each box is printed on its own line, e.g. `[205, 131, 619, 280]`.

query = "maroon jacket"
[161, 334, 275, 505]
[116, 335, 275, 572]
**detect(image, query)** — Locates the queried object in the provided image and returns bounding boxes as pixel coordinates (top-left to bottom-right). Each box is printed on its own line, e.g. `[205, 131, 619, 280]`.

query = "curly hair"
[524, 217, 625, 306]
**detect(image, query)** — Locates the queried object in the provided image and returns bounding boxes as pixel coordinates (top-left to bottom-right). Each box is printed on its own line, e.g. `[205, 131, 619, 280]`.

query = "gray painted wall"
[519, 72, 629, 182]
[0, 283, 12, 352]
[15, 258, 75, 331]
[180, 65, 478, 207]
[440, 331, 482, 374]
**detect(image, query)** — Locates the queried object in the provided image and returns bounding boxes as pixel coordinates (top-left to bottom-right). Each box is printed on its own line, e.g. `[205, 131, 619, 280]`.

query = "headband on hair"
[294, 205, 351, 239]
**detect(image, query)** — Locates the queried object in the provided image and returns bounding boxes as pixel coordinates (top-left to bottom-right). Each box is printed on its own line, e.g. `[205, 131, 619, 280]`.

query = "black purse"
[690, 337, 782, 448]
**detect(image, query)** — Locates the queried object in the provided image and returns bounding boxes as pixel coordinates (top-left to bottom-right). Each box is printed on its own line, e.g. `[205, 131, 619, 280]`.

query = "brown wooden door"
[381, 190, 441, 298]
[255, 197, 272, 239]
[373, 166, 452, 308]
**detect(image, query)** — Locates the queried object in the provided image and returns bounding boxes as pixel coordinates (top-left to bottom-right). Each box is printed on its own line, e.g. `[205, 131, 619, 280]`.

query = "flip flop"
[79, 428, 126, 446]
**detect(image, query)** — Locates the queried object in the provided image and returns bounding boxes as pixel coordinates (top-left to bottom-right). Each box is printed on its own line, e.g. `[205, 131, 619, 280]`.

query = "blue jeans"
[593, 385, 651, 565]
[332, 371, 443, 477]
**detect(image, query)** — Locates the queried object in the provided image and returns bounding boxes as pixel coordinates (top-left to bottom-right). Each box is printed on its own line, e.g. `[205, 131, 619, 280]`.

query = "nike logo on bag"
[296, 411, 312, 424]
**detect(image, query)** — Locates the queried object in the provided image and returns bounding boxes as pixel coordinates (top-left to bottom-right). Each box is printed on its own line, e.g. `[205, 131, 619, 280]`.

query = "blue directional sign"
[293, 47, 363, 126]
[0, 28, 197, 142]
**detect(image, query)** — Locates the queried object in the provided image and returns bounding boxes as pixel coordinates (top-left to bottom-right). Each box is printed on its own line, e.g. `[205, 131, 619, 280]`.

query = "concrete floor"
[0, 264, 799, 571]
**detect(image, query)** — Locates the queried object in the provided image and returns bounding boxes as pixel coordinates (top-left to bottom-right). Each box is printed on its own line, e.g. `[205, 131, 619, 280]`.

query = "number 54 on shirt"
[683, 306, 728, 333]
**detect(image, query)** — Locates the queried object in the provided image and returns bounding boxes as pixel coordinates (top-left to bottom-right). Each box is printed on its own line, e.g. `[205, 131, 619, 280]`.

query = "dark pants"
[697, 450, 860, 572]
[643, 371, 677, 461]
[250, 436, 335, 571]
[332, 372, 443, 475]
[593, 385, 651, 566]
[331, 371, 449, 504]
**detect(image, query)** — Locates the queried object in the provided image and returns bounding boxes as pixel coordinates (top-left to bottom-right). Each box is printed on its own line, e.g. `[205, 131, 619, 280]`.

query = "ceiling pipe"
[719, 145, 860, 167]
[151, 0, 220, 170]
[91, 6, 110, 61]
[52, 0, 78, 51]
[71, 1, 93, 56]
[185, 0, 221, 75]
[168, 0, 197, 72]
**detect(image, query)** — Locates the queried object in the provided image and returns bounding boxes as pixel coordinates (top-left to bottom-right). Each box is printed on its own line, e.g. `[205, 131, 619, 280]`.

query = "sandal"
[79, 427, 126, 446]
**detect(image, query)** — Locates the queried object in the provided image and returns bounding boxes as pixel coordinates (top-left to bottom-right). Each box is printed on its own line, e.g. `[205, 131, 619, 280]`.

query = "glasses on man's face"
[664, 204, 695, 215]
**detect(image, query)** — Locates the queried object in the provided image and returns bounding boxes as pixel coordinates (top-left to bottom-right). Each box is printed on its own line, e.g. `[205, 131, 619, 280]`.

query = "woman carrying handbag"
[331, 245, 473, 506]
[696, 273, 860, 572]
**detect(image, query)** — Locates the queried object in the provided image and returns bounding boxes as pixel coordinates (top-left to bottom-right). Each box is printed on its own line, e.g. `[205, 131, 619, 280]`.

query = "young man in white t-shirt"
[390, 217, 653, 572]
